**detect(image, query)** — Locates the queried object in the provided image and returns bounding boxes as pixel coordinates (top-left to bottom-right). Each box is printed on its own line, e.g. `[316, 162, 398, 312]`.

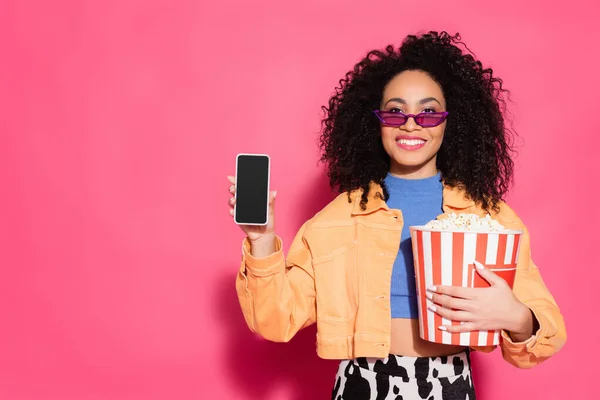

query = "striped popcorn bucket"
[409, 226, 523, 346]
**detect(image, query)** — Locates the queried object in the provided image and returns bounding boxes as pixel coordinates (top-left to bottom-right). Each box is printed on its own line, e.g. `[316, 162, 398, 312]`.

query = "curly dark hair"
[319, 31, 516, 212]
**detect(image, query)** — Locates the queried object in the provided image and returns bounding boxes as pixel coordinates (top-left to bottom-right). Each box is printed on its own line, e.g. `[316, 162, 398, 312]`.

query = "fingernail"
[273, 191, 277, 198]
[438, 326, 447, 331]
[427, 286, 437, 292]
[474, 261, 484, 270]
[426, 292, 433, 300]
[428, 305, 437, 312]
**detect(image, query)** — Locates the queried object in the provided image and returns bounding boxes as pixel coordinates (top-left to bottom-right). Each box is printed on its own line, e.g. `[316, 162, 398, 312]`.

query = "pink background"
[1, 0, 596, 399]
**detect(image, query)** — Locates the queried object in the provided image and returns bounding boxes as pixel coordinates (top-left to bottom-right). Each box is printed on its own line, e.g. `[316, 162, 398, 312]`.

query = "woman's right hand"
[227, 176, 277, 257]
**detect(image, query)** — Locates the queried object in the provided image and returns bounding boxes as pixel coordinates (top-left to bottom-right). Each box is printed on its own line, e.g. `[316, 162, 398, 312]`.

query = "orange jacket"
[236, 183, 566, 368]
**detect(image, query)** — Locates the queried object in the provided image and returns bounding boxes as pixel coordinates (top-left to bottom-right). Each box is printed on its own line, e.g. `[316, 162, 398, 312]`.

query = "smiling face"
[379, 70, 447, 179]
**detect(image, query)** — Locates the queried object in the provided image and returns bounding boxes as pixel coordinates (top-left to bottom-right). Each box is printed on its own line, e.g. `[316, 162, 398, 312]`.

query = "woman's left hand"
[427, 261, 535, 342]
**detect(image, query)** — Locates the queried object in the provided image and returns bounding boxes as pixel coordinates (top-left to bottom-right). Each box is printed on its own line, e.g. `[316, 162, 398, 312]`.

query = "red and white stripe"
[411, 229, 522, 346]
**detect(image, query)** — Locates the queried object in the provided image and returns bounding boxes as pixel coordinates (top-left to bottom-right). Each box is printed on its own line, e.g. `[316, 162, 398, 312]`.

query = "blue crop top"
[383, 172, 443, 319]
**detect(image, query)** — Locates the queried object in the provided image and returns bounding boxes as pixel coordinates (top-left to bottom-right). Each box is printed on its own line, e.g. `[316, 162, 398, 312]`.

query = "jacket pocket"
[313, 243, 357, 322]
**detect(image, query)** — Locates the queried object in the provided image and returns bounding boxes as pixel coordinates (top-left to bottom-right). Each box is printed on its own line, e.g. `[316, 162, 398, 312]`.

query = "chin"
[392, 156, 431, 167]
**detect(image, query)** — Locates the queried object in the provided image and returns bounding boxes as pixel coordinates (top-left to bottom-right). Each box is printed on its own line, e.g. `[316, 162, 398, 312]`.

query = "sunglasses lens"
[415, 113, 446, 127]
[380, 113, 407, 126]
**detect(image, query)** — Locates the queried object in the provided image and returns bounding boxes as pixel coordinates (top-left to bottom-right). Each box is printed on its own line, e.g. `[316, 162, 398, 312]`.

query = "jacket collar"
[350, 181, 477, 216]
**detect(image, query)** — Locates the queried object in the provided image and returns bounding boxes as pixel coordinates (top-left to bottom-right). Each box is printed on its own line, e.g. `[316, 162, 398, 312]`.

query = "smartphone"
[234, 153, 271, 226]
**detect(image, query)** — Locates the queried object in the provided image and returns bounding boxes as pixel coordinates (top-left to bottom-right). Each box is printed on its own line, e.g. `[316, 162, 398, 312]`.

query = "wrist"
[249, 233, 277, 258]
[249, 232, 276, 245]
[508, 302, 534, 342]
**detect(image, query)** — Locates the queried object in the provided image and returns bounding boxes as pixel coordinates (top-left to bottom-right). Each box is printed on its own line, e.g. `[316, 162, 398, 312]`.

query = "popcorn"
[424, 212, 506, 232]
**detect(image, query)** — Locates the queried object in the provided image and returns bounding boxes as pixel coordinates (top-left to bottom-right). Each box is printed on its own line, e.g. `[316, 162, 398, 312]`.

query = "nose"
[401, 115, 421, 131]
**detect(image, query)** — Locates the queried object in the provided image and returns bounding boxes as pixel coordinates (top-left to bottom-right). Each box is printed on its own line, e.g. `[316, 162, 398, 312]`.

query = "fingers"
[227, 176, 236, 217]
[427, 288, 480, 331]
[428, 285, 478, 300]
[439, 321, 478, 333]
[429, 291, 474, 312]
[428, 303, 472, 323]
[228, 196, 236, 217]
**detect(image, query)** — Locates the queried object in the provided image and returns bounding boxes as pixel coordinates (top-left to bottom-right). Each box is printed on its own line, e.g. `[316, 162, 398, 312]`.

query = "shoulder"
[304, 191, 355, 230]
[294, 191, 358, 255]
[491, 201, 527, 231]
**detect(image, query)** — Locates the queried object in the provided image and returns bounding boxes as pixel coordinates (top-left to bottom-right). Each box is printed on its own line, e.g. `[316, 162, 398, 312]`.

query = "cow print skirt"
[331, 350, 475, 400]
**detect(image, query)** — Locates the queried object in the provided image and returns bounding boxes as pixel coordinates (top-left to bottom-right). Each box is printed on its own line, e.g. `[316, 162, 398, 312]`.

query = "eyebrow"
[384, 97, 442, 106]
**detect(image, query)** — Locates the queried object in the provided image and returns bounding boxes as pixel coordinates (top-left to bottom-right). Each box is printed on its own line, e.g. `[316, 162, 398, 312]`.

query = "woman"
[227, 31, 566, 399]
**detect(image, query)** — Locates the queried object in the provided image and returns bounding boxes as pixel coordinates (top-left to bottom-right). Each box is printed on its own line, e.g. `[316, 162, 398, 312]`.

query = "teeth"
[398, 139, 425, 146]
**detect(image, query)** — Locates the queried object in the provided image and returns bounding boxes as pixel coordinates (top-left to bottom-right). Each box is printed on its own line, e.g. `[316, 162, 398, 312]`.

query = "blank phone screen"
[235, 155, 270, 225]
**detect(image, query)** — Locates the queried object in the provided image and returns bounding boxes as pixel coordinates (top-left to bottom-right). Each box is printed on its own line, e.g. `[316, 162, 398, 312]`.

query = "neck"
[389, 159, 438, 180]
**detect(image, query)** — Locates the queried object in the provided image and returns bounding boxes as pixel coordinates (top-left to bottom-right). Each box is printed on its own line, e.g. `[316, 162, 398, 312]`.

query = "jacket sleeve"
[497, 205, 567, 369]
[235, 222, 316, 343]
